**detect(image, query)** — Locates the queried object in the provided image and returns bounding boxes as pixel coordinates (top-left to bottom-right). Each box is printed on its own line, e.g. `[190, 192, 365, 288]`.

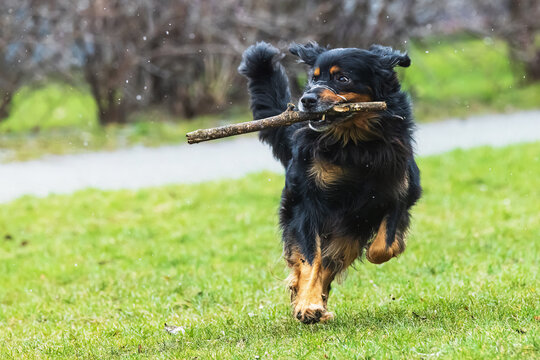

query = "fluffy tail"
[238, 42, 293, 165]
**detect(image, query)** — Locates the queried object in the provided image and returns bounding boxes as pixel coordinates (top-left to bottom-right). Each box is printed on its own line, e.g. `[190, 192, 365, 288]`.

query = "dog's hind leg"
[366, 204, 410, 264]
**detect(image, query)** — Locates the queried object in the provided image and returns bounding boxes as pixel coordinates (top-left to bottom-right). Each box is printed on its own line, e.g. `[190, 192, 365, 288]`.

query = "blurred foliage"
[401, 36, 540, 120]
[0, 83, 97, 133]
[0, 0, 538, 124]
[0, 96, 251, 162]
[1, 36, 539, 162]
[1, 36, 537, 132]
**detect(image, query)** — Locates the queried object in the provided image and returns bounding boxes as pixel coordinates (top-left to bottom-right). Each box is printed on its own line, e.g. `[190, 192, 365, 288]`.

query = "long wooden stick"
[186, 101, 387, 144]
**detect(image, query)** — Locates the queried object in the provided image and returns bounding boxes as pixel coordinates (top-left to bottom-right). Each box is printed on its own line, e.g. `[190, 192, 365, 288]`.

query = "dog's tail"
[238, 42, 292, 165]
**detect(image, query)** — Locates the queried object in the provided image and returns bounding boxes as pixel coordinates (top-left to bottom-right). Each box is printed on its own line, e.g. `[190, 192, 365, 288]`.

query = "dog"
[238, 41, 421, 324]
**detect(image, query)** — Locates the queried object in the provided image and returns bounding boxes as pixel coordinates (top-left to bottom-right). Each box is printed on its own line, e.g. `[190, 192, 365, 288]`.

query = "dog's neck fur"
[320, 112, 382, 146]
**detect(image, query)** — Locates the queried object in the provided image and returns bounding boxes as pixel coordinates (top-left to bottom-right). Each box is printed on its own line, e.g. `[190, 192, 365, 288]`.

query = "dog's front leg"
[286, 236, 335, 324]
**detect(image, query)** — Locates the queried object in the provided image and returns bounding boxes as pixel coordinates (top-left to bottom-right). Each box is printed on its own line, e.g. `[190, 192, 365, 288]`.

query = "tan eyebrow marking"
[330, 65, 340, 75]
[313, 67, 320, 77]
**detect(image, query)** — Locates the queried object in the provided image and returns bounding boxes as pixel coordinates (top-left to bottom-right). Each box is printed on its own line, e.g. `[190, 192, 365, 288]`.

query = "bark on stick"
[186, 101, 387, 144]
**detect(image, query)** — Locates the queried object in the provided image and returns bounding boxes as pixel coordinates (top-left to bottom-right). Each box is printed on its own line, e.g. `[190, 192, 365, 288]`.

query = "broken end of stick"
[186, 130, 207, 144]
[331, 101, 387, 113]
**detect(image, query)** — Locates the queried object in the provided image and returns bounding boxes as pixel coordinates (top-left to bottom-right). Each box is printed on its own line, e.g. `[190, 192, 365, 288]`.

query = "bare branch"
[186, 102, 387, 144]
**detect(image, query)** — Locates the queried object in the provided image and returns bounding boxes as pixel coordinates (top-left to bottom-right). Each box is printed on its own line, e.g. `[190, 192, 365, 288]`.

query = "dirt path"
[1, 110, 538, 203]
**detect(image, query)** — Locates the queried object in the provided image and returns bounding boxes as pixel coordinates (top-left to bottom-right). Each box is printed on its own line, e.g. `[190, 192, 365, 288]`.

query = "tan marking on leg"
[366, 218, 406, 264]
[286, 238, 335, 324]
[308, 160, 345, 188]
[322, 236, 361, 276]
[397, 172, 410, 197]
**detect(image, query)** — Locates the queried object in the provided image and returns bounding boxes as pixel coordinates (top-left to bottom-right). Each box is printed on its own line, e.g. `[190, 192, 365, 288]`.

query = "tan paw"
[294, 302, 333, 324]
[365, 245, 394, 264]
[319, 311, 334, 322]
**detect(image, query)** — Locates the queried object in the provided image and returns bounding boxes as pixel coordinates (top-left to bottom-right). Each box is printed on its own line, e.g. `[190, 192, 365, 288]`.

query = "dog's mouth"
[307, 112, 349, 132]
[306, 105, 357, 133]
[299, 87, 376, 133]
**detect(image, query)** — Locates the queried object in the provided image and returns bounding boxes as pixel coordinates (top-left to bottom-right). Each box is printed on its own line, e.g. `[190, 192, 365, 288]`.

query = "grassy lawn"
[1, 36, 539, 163]
[0, 83, 250, 163]
[290, 36, 540, 122]
[402, 37, 540, 120]
[1, 142, 539, 358]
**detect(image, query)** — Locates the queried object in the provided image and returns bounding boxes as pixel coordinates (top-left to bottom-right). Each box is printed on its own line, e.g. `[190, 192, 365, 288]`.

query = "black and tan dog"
[238, 41, 421, 324]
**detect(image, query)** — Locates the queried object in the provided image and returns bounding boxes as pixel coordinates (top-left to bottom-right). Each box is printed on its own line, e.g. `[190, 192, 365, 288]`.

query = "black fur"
[238, 41, 421, 265]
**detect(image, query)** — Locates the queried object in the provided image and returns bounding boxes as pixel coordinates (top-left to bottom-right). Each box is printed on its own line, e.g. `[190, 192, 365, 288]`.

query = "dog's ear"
[289, 41, 327, 66]
[369, 45, 410, 68]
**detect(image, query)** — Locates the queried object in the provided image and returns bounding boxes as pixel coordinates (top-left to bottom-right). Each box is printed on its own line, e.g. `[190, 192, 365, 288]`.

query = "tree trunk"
[507, 0, 540, 81]
[0, 91, 14, 121]
[523, 50, 540, 82]
[85, 66, 128, 126]
[98, 89, 127, 125]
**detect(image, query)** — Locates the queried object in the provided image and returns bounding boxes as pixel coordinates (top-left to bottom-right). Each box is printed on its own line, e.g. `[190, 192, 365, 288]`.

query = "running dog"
[238, 41, 421, 324]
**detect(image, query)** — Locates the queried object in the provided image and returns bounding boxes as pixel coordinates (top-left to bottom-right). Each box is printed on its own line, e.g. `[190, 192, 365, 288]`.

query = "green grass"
[0, 83, 97, 133]
[0, 112, 246, 163]
[402, 36, 540, 121]
[1, 142, 539, 358]
[0, 83, 250, 162]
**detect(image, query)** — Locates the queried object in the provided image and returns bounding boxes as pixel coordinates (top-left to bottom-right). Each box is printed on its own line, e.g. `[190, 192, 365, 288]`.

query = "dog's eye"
[336, 75, 350, 83]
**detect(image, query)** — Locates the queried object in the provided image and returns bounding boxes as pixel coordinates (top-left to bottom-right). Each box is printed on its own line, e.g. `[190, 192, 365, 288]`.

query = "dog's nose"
[300, 93, 318, 110]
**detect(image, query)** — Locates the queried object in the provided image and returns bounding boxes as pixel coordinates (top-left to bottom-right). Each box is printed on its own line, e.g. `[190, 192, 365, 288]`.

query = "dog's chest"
[307, 159, 346, 188]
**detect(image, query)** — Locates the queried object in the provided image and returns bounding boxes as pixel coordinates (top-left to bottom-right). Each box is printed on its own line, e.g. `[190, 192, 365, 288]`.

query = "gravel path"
[1, 110, 538, 203]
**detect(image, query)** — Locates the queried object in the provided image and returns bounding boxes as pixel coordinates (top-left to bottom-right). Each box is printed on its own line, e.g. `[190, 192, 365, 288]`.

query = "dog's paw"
[294, 302, 333, 324]
[238, 42, 283, 78]
[366, 238, 404, 264]
[365, 245, 394, 264]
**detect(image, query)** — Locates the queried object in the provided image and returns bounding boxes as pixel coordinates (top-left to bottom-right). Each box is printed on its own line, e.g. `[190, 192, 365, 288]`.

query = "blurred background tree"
[0, 0, 538, 125]
[0, 0, 75, 120]
[474, 0, 540, 81]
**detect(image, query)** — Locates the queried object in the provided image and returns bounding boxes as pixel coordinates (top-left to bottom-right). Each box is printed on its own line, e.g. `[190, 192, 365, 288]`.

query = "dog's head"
[290, 42, 410, 133]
